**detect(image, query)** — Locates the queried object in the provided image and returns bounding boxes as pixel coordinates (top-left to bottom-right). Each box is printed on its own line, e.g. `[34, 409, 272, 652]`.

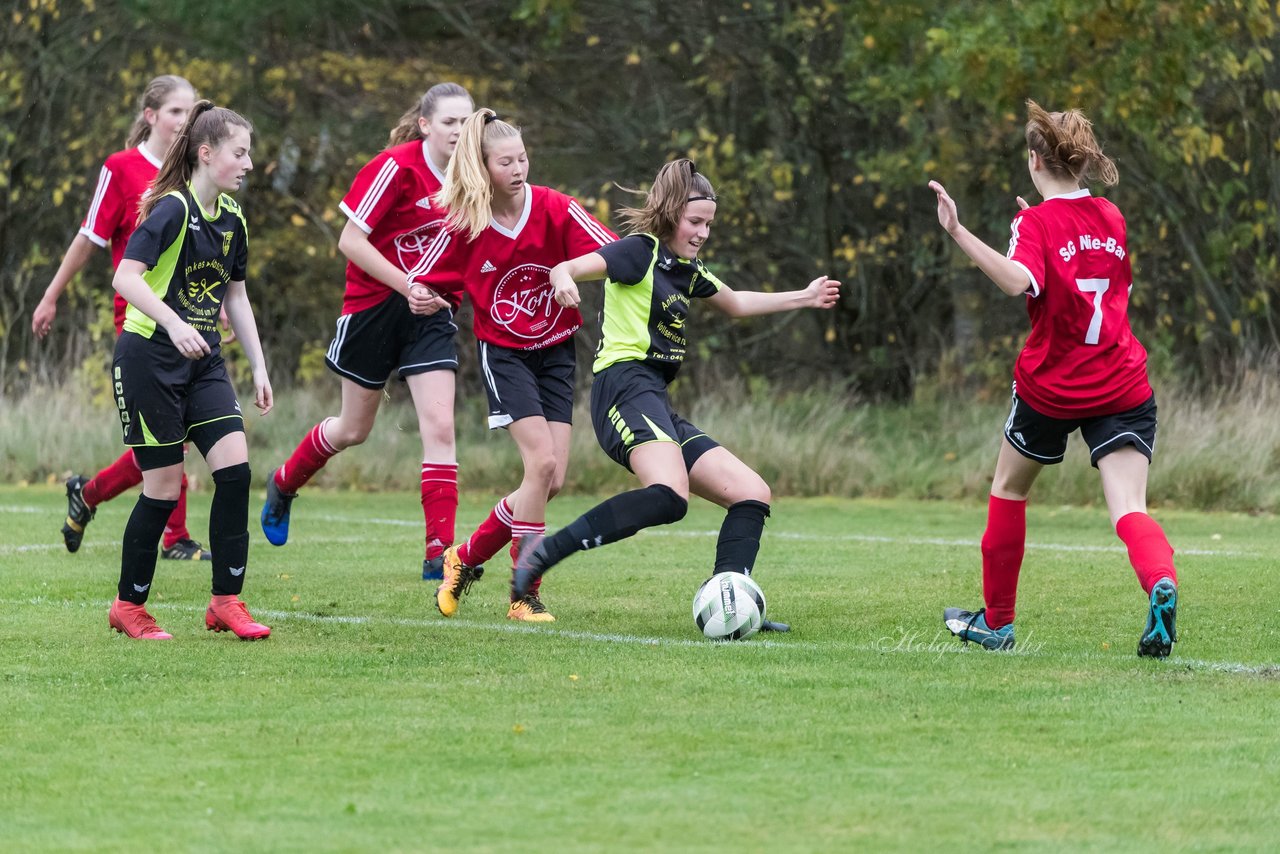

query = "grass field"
[2, 484, 1278, 851]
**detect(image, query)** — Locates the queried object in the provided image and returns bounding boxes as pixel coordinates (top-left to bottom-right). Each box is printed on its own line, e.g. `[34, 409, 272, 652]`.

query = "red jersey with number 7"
[1005, 189, 1152, 419]
[409, 185, 616, 350]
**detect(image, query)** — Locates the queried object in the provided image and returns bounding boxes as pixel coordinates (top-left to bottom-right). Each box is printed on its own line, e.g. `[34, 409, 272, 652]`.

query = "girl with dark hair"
[511, 158, 840, 627]
[930, 100, 1179, 658]
[33, 75, 212, 562]
[109, 100, 272, 640]
[260, 83, 473, 582]
[411, 108, 617, 623]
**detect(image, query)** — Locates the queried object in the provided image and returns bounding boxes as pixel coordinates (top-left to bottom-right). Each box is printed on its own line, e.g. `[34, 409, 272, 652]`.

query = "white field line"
[1, 510, 1258, 559]
[4, 597, 1278, 677]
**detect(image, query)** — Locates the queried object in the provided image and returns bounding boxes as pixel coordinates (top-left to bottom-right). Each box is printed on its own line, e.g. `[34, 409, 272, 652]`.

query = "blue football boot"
[1137, 578, 1178, 659]
[943, 606, 1015, 650]
[260, 470, 296, 546]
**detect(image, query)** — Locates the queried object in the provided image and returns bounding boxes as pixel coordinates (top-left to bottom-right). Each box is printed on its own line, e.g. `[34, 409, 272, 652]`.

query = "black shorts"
[478, 339, 576, 429]
[590, 361, 720, 472]
[1003, 390, 1158, 467]
[325, 294, 458, 390]
[112, 332, 243, 468]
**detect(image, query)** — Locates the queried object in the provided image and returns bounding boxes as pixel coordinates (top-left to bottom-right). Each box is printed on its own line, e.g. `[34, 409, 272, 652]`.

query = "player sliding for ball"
[512, 159, 840, 631]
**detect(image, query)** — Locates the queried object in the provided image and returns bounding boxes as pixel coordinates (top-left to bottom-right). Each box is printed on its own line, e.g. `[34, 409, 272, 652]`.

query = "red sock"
[276, 419, 339, 494]
[1116, 512, 1177, 594]
[420, 462, 458, 561]
[981, 495, 1026, 629]
[458, 498, 513, 566]
[510, 522, 546, 599]
[162, 472, 192, 548]
[82, 449, 142, 507]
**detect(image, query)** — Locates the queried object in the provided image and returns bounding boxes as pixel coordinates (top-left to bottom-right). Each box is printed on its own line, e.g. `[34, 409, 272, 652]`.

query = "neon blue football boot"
[260, 470, 296, 547]
[943, 607, 1015, 650]
[1137, 578, 1178, 659]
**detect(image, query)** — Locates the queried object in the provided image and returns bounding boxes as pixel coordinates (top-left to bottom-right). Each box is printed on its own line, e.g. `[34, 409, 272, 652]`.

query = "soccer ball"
[692, 572, 766, 640]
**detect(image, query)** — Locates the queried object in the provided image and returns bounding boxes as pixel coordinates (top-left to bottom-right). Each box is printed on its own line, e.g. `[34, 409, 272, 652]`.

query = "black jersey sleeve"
[595, 234, 657, 286]
[690, 260, 725, 299]
[122, 194, 187, 269]
[231, 218, 249, 281]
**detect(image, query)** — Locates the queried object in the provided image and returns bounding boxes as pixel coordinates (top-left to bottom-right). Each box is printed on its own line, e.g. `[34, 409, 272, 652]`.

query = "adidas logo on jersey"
[416, 197, 433, 209]
[480, 260, 497, 273]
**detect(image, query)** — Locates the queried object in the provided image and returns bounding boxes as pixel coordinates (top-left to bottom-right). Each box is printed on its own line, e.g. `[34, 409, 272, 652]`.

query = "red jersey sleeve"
[339, 151, 404, 235]
[79, 161, 127, 248]
[563, 196, 618, 255]
[408, 227, 468, 306]
[1006, 210, 1046, 297]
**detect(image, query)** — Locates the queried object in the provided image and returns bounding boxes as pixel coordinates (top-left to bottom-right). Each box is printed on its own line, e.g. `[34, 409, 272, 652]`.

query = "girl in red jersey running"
[410, 108, 616, 622]
[930, 100, 1179, 658]
[260, 83, 473, 581]
[31, 75, 211, 562]
[510, 159, 839, 632]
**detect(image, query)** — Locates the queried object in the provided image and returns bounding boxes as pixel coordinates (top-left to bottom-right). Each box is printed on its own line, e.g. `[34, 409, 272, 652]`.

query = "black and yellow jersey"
[120, 185, 248, 345]
[592, 234, 724, 380]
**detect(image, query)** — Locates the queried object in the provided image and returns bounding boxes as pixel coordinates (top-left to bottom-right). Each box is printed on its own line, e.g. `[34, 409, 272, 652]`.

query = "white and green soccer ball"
[692, 572, 766, 640]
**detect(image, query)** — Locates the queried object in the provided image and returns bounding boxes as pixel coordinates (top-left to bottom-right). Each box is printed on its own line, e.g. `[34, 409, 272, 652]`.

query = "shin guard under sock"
[210, 463, 251, 596]
[118, 494, 178, 603]
[713, 500, 770, 575]
[1116, 511, 1178, 594]
[540, 484, 688, 568]
[981, 495, 1027, 629]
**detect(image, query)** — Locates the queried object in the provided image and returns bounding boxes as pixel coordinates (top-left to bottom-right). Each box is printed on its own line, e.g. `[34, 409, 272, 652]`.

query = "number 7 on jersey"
[1076, 278, 1110, 345]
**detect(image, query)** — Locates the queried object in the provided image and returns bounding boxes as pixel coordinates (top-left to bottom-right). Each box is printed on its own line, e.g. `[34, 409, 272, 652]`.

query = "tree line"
[4, 0, 1276, 401]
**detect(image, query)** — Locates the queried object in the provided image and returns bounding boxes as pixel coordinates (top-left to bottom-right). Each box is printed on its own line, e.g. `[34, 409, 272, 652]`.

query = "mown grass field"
[2, 484, 1278, 851]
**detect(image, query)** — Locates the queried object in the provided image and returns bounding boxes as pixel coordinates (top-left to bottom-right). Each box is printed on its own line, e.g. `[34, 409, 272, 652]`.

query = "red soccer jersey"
[411, 185, 616, 350]
[1005, 189, 1152, 419]
[78, 145, 163, 332]
[337, 140, 458, 315]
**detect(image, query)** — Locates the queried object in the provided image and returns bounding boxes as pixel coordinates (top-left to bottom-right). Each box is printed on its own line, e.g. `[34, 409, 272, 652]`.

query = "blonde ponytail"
[433, 108, 521, 241]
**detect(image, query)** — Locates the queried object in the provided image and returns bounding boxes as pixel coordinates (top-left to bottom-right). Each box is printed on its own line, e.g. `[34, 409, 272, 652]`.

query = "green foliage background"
[3, 0, 1277, 400]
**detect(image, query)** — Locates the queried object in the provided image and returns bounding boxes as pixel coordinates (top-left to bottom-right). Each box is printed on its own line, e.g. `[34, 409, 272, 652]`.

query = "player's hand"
[253, 369, 273, 415]
[166, 319, 211, 360]
[32, 298, 57, 338]
[219, 306, 237, 345]
[1016, 195, 1030, 210]
[928, 180, 960, 234]
[552, 270, 580, 308]
[407, 282, 448, 316]
[805, 276, 841, 309]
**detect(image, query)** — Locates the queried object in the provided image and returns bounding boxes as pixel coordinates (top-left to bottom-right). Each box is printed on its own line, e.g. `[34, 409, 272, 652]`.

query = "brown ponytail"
[1025, 99, 1119, 187]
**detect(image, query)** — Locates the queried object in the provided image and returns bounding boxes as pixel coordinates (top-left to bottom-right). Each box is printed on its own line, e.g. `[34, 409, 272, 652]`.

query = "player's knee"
[212, 462, 252, 491]
[645, 483, 688, 525]
[524, 451, 558, 487]
[328, 420, 372, 448]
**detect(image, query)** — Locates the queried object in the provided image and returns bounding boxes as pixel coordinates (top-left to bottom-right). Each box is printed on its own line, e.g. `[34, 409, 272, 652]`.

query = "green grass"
[1, 485, 1278, 851]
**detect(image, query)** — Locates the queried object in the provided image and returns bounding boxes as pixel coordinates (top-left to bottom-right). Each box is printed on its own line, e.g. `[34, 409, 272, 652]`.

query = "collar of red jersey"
[1043, 188, 1092, 202]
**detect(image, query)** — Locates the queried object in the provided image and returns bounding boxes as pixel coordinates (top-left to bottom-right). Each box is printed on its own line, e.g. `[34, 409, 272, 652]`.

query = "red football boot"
[205, 595, 271, 640]
[109, 598, 173, 640]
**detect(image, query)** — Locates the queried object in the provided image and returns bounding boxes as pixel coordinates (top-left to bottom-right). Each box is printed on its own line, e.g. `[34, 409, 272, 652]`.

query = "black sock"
[714, 500, 771, 575]
[119, 494, 178, 603]
[540, 484, 688, 569]
[209, 463, 251, 596]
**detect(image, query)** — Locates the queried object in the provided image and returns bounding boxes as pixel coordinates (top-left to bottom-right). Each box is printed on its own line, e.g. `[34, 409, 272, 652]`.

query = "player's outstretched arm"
[929, 180, 1031, 297]
[112, 259, 210, 360]
[32, 234, 99, 338]
[549, 251, 608, 309]
[221, 280, 272, 415]
[707, 275, 841, 319]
